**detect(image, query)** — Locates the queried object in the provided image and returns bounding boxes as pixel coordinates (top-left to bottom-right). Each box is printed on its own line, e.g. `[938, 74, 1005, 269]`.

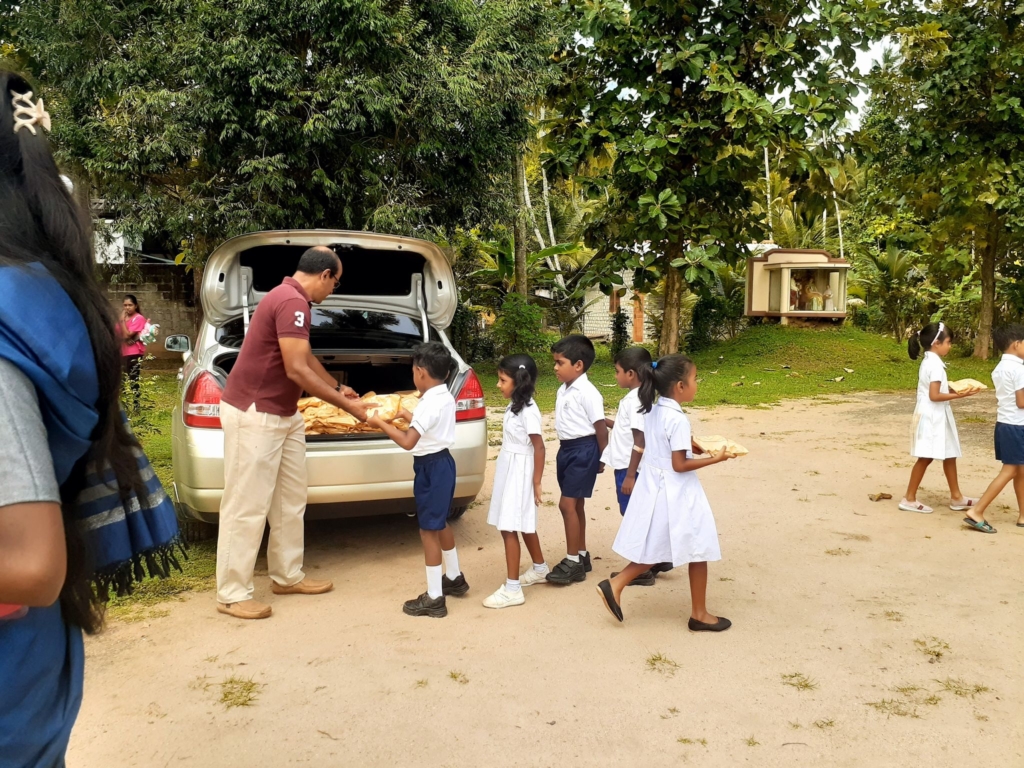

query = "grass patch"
[475, 326, 996, 412]
[105, 540, 217, 621]
[660, 707, 680, 719]
[677, 737, 707, 747]
[813, 718, 836, 729]
[414, 679, 428, 689]
[781, 672, 818, 691]
[448, 670, 469, 685]
[883, 610, 904, 622]
[936, 677, 989, 698]
[914, 637, 950, 661]
[825, 547, 852, 556]
[744, 736, 760, 747]
[218, 676, 263, 709]
[646, 652, 680, 677]
[867, 699, 920, 719]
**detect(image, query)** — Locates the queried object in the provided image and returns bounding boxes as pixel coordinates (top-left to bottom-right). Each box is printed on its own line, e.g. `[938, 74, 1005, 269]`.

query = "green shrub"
[610, 309, 630, 356]
[491, 293, 547, 357]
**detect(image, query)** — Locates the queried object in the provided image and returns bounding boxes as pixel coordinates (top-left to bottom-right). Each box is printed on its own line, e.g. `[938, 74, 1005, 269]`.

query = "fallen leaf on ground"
[832, 376, 844, 382]
[731, 382, 744, 387]
[868, 493, 893, 502]
[843, 368, 855, 373]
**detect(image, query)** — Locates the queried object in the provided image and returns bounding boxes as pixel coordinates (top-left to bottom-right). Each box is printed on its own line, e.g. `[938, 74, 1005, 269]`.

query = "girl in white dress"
[900, 322, 980, 514]
[484, 355, 549, 608]
[597, 355, 736, 632]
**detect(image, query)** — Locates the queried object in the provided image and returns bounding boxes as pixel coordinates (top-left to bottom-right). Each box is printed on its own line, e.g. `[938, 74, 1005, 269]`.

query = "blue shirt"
[1, 607, 84, 768]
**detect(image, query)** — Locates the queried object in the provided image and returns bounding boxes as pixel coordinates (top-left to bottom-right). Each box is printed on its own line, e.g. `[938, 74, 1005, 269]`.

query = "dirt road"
[69, 392, 1023, 767]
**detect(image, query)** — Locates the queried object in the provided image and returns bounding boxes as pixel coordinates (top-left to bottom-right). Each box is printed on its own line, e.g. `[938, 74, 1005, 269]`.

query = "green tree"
[5, 0, 554, 270]
[855, 242, 924, 342]
[874, 4, 1024, 358]
[546, 0, 886, 353]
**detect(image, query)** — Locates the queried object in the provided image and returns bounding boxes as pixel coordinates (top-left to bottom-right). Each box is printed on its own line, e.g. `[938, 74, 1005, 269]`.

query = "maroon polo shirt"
[221, 276, 312, 417]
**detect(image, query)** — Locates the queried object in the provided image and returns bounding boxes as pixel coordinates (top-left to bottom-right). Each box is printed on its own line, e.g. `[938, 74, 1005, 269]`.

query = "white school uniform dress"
[487, 401, 543, 533]
[600, 388, 644, 471]
[613, 397, 721, 566]
[910, 351, 962, 459]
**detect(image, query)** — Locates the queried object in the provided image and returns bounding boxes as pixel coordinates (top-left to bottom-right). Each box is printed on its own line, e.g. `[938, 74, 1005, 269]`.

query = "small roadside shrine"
[745, 248, 850, 324]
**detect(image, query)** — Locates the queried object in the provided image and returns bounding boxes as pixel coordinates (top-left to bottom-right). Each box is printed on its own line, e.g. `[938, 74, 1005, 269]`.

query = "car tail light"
[184, 371, 223, 429]
[455, 370, 486, 421]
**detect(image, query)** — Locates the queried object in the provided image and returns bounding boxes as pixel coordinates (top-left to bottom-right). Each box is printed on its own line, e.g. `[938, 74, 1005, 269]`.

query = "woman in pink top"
[120, 294, 146, 408]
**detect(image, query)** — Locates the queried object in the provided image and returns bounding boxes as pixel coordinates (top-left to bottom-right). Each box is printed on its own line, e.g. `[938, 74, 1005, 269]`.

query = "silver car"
[163, 230, 488, 528]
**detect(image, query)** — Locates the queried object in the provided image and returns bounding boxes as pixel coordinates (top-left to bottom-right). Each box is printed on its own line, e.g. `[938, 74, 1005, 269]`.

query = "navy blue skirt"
[994, 422, 1024, 465]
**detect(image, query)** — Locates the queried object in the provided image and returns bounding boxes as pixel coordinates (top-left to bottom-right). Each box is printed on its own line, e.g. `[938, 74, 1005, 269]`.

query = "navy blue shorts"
[556, 436, 601, 499]
[413, 449, 456, 531]
[994, 422, 1024, 465]
[613, 468, 639, 516]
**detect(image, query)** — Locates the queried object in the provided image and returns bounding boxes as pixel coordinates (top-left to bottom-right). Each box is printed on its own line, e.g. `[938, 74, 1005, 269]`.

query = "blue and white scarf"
[0, 263, 183, 597]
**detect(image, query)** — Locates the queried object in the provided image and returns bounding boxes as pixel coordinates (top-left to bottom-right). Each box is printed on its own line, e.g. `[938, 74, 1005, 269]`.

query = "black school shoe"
[403, 593, 448, 618]
[610, 569, 656, 587]
[687, 616, 731, 632]
[651, 562, 674, 575]
[545, 557, 586, 585]
[580, 552, 593, 573]
[442, 573, 469, 597]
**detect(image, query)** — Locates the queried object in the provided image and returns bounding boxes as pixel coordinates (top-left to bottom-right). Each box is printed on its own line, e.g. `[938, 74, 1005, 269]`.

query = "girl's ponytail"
[497, 353, 538, 415]
[908, 331, 922, 360]
[637, 360, 659, 414]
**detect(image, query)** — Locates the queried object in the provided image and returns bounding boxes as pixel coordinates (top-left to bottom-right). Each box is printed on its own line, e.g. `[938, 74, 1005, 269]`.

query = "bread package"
[692, 435, 748, 457]
[300, 391, 421, 435]
[948, 378, 988, 394]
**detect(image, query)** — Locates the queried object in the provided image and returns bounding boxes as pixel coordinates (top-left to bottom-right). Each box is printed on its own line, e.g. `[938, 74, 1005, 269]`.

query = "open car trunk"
[213, 350, 418, 441]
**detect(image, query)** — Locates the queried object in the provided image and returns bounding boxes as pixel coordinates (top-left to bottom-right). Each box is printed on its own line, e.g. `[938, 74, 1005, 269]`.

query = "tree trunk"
[513, 151, 529, 297]
[659, 259, 683, 356]
[973, 236, 996, 359]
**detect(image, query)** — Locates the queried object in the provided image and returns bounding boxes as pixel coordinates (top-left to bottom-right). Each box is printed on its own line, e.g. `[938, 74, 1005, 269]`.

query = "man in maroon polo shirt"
[215, 246, 368, 620]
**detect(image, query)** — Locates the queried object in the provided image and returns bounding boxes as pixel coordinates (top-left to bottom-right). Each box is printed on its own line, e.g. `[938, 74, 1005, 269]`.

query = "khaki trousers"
[216, 401, 307, 604]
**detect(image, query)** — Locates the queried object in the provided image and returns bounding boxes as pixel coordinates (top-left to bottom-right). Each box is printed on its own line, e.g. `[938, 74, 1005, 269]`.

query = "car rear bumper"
[171, 411, 487, 521]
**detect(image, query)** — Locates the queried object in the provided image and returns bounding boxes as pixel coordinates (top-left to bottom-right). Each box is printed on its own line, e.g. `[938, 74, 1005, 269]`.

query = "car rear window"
[239, 244, 423, 296]
[216, 309, 431, 350]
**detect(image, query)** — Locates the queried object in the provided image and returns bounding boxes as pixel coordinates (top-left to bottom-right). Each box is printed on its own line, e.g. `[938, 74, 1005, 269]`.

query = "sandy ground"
[69, 392, 1023, 767]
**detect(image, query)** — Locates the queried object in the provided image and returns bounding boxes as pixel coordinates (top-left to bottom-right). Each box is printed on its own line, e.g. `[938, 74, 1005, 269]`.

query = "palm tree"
[855, 242, 924, 340]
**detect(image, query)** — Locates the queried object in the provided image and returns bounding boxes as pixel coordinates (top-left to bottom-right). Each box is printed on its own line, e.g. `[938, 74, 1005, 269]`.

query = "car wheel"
[447, 505, 468, 521]
[179, 520, 218, 543]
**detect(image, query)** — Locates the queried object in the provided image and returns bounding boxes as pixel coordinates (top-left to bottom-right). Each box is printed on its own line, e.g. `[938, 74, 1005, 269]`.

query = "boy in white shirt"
[962, 324, 1024, 533]
[547, 334, 608, 584]
[370, 342, 469, 616]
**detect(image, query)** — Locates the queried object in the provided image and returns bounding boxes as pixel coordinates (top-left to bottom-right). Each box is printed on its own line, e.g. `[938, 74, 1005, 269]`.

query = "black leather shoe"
[610, 569, 656, 586]
[442, 573, 469, 597]
[545, 557, 586, 585]
[687, 616, 731, 632]
[651, 562, 674, 575]
[580, 552, 593, 573]
[402, 593, 448, 618]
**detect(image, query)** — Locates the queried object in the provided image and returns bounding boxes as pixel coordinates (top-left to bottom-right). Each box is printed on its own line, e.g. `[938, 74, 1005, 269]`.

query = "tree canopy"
[5, 0, 556, 266]
[545, 0, 887, 352]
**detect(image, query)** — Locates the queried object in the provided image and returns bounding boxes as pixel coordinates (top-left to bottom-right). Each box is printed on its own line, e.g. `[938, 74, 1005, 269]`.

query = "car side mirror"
[165, 335, 191, 353]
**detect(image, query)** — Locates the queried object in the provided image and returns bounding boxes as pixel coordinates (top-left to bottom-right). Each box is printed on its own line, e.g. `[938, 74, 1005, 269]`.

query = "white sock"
[506, 579, 521, 592]
[579, 549, 589, 558]
[532, 562, 549, 574]
[442, 547, 461, 579]
[567, 553, 580, 563]
[426, 565, 443, 599]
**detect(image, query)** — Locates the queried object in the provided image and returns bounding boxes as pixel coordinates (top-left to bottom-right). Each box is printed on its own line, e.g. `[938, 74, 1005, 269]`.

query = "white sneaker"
[483, 585, 525, 609]
[898, 499, 933, 514]
[519, 568, 549, 587]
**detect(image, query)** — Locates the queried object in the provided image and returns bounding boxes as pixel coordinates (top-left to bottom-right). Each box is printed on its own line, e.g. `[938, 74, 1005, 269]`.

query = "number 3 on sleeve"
[294, 311, 305, 328]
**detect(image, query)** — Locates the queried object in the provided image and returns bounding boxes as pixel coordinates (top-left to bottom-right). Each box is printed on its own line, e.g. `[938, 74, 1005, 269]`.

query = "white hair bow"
[11, 90, 52, 136]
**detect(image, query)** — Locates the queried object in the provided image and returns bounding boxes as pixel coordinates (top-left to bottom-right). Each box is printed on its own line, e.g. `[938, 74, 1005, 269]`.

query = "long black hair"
[0, 70, 144, 633]
[497, 354, 538, 415]
[908, 322, 951, 360]
[637, 354, 695, 413]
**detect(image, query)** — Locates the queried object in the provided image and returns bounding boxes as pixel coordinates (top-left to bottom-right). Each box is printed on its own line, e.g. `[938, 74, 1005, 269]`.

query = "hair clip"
[651, 361, 658, 369]
[518, 364, 526, 369]
[11, 90, 51, 136]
